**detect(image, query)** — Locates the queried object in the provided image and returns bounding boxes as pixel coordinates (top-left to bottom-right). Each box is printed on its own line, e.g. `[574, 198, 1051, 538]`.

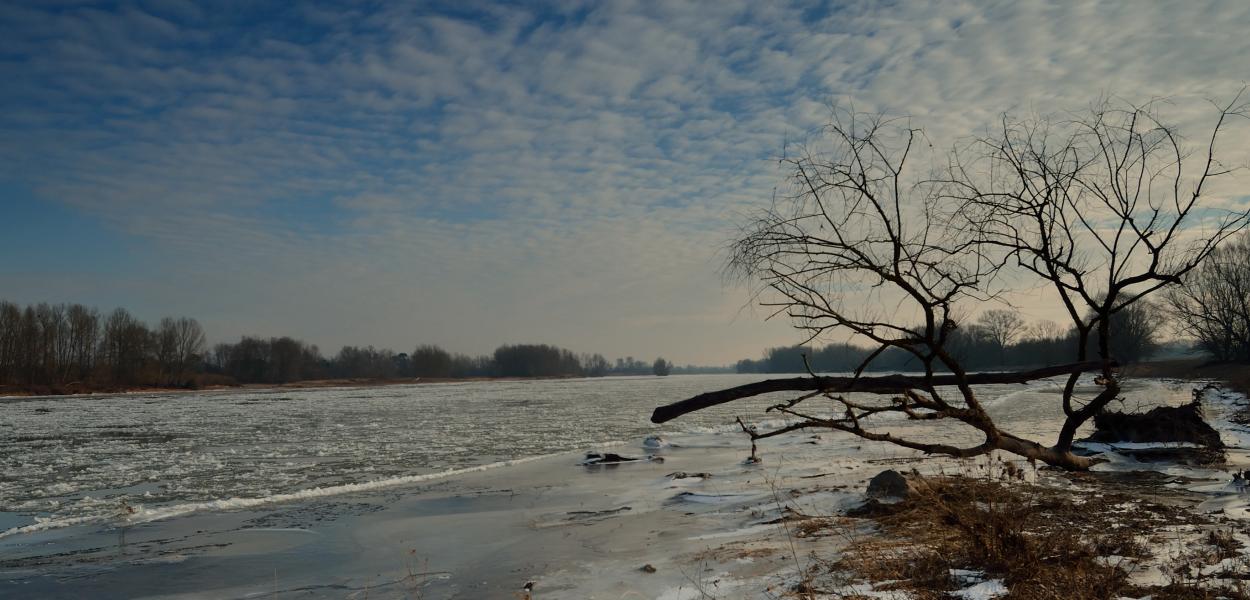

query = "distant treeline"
[735, 306, 1162, 374]
[0, 299, 682, 391]
[205, 339, 679, 383]
[0, 301, 206, 389]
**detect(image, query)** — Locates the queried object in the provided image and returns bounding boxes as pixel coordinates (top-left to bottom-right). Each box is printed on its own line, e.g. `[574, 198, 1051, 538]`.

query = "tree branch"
[651, 360, 1105, 423]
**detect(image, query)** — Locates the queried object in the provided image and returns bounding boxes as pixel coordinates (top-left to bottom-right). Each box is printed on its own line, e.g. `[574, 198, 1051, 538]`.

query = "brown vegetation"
[790, 471, 1247, 599]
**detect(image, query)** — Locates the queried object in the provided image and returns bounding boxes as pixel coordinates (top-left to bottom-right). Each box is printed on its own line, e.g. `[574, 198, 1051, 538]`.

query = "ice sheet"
[1, 375, 1240, 599]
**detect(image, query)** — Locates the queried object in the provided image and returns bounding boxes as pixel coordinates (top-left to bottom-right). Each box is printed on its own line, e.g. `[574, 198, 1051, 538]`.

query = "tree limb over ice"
[651, 361, 1105, 424]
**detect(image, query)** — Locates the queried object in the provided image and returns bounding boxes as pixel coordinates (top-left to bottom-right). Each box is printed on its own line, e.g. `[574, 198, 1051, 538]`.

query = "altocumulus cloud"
[1, 0, 1248, 363]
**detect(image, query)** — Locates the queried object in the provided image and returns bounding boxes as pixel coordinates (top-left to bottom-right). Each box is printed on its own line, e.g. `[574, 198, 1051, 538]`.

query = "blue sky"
[3, 0, 1250, 364]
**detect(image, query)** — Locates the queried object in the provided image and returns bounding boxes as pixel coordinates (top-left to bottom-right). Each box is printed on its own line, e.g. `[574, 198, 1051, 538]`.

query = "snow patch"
[951, 578, 1007, 599]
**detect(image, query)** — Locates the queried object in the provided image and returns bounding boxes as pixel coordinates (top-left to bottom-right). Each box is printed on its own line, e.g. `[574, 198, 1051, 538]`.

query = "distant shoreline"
[0, 372, 715, 400]
[0, 374, 606, 399]
[3, 359, 1244, 400]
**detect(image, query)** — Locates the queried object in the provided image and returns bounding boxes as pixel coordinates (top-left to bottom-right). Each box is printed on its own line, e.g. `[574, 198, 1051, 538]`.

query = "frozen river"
[0, 372, 1190, 537]
[0, 374, 1230, 599]
[0, 375, 809, 536]
[0, 373, 1191, 539]
[2, 375, 1200, 535]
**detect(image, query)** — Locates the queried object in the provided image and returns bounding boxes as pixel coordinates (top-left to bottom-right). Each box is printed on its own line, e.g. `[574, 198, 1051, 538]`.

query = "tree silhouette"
[656, 93, 1250, 469]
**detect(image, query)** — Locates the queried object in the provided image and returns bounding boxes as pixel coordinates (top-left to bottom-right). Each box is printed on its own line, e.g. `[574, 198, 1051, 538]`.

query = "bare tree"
[155, 317, 179, 382]
[0, 301, 19, 383]
[411, 344, 454, 378]
[654, 95, 1250, 470]
[1165, 233, 1250, 362]
[101, 308, 151, 385]
[157, 316, 206, 384]
[652, 357, 672, 376]
[65, 304, 99, 382]
[978, 309, 1025, 365]
[0, 301, 99, 386]
[941, 91, 1250, 451]
[1101, 302, 1160, 365]
[172, 317, 206, 378]
[1025, 319, 1062, 342]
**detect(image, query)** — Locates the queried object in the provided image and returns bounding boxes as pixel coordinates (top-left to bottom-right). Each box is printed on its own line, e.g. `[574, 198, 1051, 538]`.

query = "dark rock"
[583, 452, 636, 464]
[668, 471, 712, 479]
[640, 564, 657, 573]
[581, 452, 663, 466]
[866, 469, 914, 500]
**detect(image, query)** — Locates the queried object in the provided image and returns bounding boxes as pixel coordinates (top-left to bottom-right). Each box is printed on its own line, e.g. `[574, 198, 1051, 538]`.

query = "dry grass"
[839, 476, 1135, 599]
[783, 471, 1250, 600]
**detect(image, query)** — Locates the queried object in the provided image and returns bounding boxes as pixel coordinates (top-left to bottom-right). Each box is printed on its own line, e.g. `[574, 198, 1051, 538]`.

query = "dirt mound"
[1082, 392, 1225, 463]
[1087, 400, 1223, 448]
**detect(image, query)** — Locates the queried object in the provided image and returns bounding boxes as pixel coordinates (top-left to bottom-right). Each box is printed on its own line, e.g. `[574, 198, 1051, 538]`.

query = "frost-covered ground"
[1, 375, 1244, 598]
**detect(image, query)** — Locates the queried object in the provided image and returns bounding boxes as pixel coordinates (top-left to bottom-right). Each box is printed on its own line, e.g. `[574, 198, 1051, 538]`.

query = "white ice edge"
[1, 442, 628, 540]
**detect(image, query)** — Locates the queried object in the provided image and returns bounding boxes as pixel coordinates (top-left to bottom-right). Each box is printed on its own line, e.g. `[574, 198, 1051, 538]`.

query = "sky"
[2, 1, 1250, 365]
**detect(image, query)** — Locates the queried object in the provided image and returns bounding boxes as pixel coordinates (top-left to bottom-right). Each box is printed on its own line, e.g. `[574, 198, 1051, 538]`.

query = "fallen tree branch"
[651, 361, 1107, 423]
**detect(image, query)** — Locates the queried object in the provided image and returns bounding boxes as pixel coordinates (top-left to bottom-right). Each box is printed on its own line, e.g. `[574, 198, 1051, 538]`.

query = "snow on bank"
[951, 578, 1008, 599]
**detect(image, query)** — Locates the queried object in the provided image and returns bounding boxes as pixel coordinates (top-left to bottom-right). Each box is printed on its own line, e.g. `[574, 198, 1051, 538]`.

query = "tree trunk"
[995, 434, 1098, 470]
[651, 361, 1106, 424]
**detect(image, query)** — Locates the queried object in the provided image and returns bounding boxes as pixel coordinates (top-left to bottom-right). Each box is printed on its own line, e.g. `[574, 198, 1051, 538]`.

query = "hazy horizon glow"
[3, 1, 1249, 364]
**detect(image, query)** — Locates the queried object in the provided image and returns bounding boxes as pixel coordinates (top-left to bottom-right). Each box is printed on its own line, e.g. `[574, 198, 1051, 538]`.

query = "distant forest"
[0, 300, 685, 391]
[4, 263, 1243, 391]
[735, 306, 1167, 374]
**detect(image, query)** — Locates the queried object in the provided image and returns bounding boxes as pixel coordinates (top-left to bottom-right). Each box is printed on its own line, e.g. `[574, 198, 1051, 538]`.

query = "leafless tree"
[1025, 319, 1062, 342]
[978, 309, 1025, 365]
[156, 316, 206, 384]
[101, 308, 151, 385]
[65, 304, 99, 382]
[0, 301, 20, 383]
[156, 317, 179, 382]
[653, 357, 673, 376]
[940, 91, 1250, 451]
[1164, 233, 1250, 362]
[654, 94, 1250, 470]
[171, 317, 206, 378]
[1102, 302, 1161, 365]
